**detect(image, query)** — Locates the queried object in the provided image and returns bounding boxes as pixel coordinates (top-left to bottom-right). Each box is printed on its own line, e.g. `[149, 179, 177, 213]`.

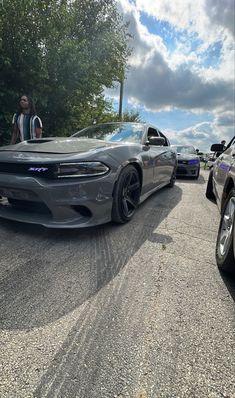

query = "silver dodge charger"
[0, 122, 177, 228]
[206, 136, 235, 273]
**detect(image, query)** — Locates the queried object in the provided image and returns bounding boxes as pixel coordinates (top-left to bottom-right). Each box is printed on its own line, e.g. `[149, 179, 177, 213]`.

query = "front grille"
[0, 162, 57, 178]
[177, 160, 188, 165]
[7, 198, 52, 216]
[0, 187, 38, 201]
[177, 168, 187, 175]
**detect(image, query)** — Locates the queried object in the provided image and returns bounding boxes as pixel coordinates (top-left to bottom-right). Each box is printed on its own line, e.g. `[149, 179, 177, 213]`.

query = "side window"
[158, 131, 169, 146]
[147, 127, 159, 138]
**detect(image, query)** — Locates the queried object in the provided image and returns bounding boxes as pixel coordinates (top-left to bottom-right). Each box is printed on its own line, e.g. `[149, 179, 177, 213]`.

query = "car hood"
[177, 153, 199, 160]
[0, 137, 121, 154]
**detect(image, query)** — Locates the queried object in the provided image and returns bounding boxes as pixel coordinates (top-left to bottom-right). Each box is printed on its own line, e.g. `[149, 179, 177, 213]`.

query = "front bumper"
[0, 173, 115, 228]
[176, 164, 200, 177]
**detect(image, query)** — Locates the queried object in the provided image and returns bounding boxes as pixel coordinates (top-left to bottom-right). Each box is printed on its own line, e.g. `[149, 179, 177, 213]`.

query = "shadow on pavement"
[0, 185, 182, 330]
[176, 174, 206, 184]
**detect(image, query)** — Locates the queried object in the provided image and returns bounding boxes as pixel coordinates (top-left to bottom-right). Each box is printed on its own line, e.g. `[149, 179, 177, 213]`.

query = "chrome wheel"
[218, 196, 235, 257]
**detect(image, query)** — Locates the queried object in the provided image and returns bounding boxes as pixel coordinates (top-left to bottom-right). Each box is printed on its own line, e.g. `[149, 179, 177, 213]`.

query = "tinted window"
[147, 127, 159, 137]
[159, 131, 169, 146]
[173, 146, 197, 154]
[73, 123, 145, 144]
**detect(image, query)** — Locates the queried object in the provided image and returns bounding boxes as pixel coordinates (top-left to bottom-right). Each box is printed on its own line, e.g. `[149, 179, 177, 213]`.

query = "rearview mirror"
[147, 136, 165, 146]
[210, 144, 224, 152]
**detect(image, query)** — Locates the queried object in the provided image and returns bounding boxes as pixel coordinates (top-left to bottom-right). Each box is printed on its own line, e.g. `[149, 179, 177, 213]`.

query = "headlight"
[188, 159, 199, 165]
[56, 162, 110, 178]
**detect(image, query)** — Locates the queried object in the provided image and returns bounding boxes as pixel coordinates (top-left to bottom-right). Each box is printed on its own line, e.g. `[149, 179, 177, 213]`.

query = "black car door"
[213, 138, 235, 201]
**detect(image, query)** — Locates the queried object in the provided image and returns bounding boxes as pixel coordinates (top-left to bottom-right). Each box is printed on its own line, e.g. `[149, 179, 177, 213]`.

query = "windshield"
[73, 123, 145, 144]
[173, 146, 197, 155]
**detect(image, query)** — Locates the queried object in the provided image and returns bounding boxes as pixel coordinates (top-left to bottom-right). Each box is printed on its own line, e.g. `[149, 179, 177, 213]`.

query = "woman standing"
[11, 95, 42, 144]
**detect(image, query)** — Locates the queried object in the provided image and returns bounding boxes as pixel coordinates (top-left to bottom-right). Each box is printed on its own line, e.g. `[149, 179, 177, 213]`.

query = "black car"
[206, 136, 235, 272]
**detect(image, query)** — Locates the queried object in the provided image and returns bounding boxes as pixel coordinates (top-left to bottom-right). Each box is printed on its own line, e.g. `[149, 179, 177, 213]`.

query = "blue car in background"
[172, 145, 200, 179]
[206, 136, 235, 273]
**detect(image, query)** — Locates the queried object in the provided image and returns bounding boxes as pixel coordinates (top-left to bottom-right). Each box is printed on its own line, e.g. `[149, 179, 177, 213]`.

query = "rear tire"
[205, 170, 215, 200]
[112, 165, 141, 224]
[216, 188, 235, 273]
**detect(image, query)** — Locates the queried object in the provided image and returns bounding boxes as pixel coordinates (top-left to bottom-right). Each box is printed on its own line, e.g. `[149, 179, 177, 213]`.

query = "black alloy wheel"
[216, 188, 235, 273]
[112, 165, 141, 223]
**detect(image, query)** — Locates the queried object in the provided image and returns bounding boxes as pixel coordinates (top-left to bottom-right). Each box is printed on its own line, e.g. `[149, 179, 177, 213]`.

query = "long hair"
[17, 95, 36, 116]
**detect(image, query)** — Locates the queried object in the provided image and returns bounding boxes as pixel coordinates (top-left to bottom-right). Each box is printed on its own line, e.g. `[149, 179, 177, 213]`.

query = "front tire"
[112, 165, 141, 224]
[167, 168, 176, 187]
[194, 167, 200, 179]
[216, 188, 235, 273]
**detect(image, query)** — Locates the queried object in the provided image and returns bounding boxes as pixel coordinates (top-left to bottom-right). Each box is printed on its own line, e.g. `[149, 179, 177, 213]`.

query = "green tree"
[0, 0, 130, 144]
[100, 108, 143, 123]
[122, 110, 143, 122]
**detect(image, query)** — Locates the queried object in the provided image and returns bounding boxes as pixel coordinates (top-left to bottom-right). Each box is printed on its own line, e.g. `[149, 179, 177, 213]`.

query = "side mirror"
[147, 136, 165, 146]
[210, 144, 224, 152]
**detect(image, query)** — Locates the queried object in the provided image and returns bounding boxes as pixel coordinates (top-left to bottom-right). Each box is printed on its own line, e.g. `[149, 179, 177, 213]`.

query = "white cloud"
[136, 0, 234, 44]
[166, 117, 234, 152]
[205, 0, 235, 38]
[124, 51, 234, 114]
[118, 0, 169, 68]
[116, 0, 234, 113]
[111, 0, 235, 151]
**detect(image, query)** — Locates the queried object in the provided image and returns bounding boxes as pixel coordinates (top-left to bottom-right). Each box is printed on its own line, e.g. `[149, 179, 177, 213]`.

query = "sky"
[106, 0, 235, 152]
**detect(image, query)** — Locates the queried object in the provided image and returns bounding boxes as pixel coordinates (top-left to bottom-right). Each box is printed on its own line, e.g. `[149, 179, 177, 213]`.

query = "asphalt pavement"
[0, 169, 234, 398]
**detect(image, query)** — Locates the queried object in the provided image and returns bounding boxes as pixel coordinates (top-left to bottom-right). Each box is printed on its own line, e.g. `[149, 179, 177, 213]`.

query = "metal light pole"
[118, 79, 124, 121]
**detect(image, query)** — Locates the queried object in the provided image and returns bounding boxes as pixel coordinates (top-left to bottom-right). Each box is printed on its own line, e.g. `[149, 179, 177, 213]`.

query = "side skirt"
[139, 181, 171, 204]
